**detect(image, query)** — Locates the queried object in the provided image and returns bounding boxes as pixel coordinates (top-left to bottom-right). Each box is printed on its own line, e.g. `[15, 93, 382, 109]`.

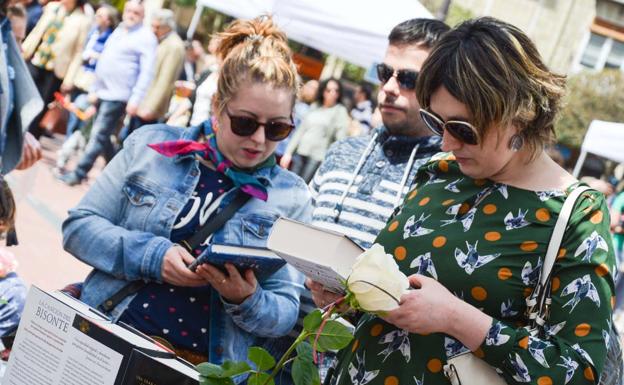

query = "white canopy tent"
[572, 120, 624, 177]
[187, 0, 433, 69]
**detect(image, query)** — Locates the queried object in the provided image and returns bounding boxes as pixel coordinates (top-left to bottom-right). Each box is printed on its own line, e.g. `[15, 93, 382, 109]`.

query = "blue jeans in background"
[65, 92, 90, 138]
[74, 100, 126, 180]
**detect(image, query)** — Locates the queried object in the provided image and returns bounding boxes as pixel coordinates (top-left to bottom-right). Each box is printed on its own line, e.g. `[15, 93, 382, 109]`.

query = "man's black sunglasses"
[225, 107, 295, 141]
[376, 63, 419, 90]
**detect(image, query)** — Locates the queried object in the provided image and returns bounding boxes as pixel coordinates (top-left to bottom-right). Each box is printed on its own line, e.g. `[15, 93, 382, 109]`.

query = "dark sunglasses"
[225, 107, 295, 141]
[419, 109, 480, 145]
[376, 63, 419, 90]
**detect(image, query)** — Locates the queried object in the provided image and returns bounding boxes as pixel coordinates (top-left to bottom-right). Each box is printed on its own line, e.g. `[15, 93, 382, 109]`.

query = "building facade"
[452, 0, 597, 74]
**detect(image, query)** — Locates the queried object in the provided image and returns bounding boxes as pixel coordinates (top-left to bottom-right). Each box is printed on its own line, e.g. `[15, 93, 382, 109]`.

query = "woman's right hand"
[279, 154, 292, 169]
[161, 245, 206, 287]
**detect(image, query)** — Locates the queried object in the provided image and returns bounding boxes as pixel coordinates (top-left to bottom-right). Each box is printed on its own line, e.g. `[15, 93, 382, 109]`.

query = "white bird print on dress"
[403, 213, 434, 239]
[504, 209, 530, 230]
[574, 231, 609, 262]
[561, 274, 601, 313]
[455, 241, 501, 275]
[378, 329, 411, 363]
[410, 252, 438, 279]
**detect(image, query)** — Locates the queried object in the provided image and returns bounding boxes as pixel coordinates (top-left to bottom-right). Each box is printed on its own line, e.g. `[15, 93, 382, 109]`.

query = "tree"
[556, 70, 624, 148]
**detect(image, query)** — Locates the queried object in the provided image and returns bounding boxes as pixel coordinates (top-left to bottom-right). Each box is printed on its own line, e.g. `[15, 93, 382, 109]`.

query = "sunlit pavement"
[6, 134, 105, 291]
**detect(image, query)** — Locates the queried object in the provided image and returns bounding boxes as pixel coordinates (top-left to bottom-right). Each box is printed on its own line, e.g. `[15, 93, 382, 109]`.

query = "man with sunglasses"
[266, 18, 450, 385]
[309, 17, 449, 250]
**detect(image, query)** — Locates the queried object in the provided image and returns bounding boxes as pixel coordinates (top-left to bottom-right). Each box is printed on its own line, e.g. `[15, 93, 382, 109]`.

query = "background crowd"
[2, 0, 624, 384]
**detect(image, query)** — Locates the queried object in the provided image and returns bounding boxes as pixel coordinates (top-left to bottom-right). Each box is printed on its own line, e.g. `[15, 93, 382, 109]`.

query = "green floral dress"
[332, 154, 616, 385]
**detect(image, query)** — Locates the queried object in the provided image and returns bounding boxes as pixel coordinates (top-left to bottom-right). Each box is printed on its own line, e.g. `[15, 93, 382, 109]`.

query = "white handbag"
[443, 186, 590, 385]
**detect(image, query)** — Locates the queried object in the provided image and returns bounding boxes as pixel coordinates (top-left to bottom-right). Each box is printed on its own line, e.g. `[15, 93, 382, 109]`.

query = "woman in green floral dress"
[312, 17, 616, 385]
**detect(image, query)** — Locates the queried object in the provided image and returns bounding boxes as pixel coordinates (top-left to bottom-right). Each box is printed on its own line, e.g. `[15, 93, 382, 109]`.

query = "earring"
[509, 134, 524, 152]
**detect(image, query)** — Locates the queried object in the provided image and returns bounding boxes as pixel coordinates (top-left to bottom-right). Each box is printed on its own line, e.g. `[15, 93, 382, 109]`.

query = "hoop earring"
[509, 134, 524, 152]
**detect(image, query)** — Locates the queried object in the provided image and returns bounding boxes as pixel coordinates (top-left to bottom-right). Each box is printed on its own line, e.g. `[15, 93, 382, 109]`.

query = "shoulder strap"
[526, 185, 591, 331]
[540, 185, 591, 286]
[179, 189, 251, 253]
[99, 189, 251, 313]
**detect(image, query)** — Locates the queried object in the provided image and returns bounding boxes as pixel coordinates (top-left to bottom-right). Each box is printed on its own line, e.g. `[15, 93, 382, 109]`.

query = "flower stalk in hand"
[197, 243, 408, 385]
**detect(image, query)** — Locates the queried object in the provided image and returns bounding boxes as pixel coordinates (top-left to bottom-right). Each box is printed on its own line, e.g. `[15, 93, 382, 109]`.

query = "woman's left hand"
[196, 263, 257, 304]
[382, 274, 458, 335]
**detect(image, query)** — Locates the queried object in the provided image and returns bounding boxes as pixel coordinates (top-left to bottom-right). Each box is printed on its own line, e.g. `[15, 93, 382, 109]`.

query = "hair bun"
[216, 15, 287, 60]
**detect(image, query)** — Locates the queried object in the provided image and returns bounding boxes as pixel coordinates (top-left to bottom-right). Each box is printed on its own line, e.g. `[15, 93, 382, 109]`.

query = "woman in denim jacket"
[62, 16, 312, 370]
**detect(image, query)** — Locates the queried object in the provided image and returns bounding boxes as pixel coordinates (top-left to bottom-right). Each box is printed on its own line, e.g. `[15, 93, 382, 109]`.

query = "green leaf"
[248, 347, 276, 371]
[221, 361, 252, 377]
[315, 320, 353, 351]
[247, 372, 275, 385]
[196, 362, 224, 377]
[199, 376, 235, 385]
[303, 310, 322, 332]
[308, 335, 327, 353]
[292, 358, 321, 385]
[295, 342, 314, 362]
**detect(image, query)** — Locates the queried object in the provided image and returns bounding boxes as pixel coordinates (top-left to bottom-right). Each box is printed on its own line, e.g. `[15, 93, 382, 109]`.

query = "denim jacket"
[0, 18, 43, 174]
[62, 124, 313, 368]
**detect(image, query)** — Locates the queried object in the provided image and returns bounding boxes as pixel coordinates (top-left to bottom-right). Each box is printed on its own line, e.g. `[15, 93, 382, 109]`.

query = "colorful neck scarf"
[148, 120, 275, 201]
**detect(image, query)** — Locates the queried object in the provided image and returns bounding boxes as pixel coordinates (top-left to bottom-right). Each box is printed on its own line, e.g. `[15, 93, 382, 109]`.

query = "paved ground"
[5, 134, 105, 291]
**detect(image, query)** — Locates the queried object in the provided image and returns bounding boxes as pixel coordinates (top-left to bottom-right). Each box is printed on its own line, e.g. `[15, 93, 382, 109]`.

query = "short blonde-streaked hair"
[213, 16, 299, 116]
[416, 17, 566, 157]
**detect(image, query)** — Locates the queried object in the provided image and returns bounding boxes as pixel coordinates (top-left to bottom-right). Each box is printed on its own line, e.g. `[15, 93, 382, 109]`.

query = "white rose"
[346, 243, 410, 312]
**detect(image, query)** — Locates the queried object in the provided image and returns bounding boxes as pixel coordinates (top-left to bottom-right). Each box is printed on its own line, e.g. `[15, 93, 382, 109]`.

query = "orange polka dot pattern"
[332, 158, 615, 385]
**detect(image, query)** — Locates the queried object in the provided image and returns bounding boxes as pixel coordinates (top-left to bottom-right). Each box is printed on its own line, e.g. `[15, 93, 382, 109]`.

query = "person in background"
[61, 3, 118, 139]
[62, 15, 312, 370]
[203, 34, 220, 73]
[280, 77, 350, 182]
[179, 38, 205, 82]
[120, 8, 184, 140]
[275, 78, 318, 159]
[6, 4, 25, 44]
[57, 0, 156, 186]
[314, 17, 616, 385]
[22, 0, 91, 139]
[349, 83, 374, 135]
[21, 0, 44, 35]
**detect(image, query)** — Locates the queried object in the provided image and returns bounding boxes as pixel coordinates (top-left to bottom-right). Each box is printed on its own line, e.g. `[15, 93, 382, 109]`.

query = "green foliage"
[295, 342, 314, 361]
[307, 320, 353, 352]
[172, 0, 196, 7]
[303, 310, 322, 332]
[341, 63, 366, 83]
[200, 377, 235, 385]
[556, 70, 624, 148]
[248, 347, 276, 371]
[247, 372, 275, 385]
[292, 358, 321, 385]
[198, 307, 352, 385]
[445, 4, 474, 27]
[197, 362, 226, 378]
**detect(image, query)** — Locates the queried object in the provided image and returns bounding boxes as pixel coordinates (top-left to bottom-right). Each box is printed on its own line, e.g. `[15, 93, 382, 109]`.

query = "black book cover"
[120, 349, 199, 385]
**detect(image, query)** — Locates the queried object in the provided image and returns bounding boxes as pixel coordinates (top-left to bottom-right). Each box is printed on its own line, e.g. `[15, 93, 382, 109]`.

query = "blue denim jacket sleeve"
[220, 179, 313, 338]
[62, 132, 171, 282]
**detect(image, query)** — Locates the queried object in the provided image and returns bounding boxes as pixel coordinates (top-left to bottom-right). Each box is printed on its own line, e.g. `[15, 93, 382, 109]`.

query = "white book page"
[3, 287, 123, 385]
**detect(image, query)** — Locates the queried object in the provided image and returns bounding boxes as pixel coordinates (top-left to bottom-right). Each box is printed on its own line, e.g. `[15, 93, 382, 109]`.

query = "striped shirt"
[310, 127, 442, 249]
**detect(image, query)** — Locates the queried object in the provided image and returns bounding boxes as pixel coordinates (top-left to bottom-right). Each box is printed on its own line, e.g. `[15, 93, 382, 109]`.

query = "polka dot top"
[331, 154, 616, 385]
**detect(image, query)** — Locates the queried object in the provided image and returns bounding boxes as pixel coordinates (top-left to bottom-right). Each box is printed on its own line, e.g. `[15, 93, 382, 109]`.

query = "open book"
[267, 218, 364, 293]
[3, 286, 199, 385]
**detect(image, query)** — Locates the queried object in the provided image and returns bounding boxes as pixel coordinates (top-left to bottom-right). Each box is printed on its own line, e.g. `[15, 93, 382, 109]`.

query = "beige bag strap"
[525, 185, 591, 330]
